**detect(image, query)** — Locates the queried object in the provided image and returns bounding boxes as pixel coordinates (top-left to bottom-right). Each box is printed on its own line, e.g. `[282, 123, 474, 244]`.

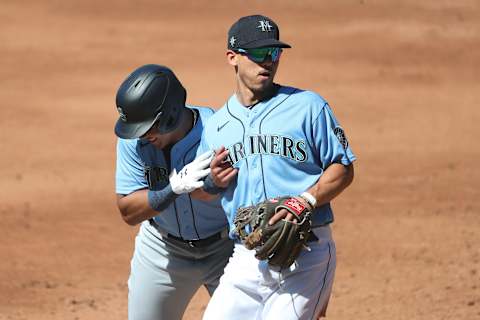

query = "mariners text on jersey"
[225, 134, 307, 165]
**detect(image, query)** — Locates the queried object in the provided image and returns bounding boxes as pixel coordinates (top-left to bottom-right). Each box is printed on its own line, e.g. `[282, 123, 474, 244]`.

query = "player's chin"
[254, 78, 273, 91]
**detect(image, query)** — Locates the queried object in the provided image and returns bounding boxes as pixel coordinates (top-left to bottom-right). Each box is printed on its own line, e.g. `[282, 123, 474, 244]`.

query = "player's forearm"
[116, 190, 163, 226]
[306, 163, 354, 208]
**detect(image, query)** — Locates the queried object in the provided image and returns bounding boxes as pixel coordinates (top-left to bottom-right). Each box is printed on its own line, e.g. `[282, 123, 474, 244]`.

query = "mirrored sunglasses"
[236, 47, 282, 63]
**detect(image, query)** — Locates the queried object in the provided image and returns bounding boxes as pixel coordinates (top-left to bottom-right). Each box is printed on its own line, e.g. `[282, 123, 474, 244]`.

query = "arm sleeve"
[313, 104, 356, 169]
[115, 139, 148, 195]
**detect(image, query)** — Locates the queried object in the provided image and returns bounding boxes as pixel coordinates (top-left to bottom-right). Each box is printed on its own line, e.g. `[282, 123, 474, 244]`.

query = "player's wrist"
[203, 173, 226, 194]
[299, 192, 317, 209]
[148, 184, 179, 211]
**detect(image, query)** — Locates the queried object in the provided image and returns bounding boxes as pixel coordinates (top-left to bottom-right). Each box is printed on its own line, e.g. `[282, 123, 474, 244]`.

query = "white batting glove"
[169, 151, 213, 194]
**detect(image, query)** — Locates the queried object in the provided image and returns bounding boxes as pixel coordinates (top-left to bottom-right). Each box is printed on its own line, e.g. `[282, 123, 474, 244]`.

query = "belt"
[149, 219, 227, 248]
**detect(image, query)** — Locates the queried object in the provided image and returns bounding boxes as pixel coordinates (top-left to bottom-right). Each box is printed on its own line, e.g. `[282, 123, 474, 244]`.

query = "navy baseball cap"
[227, 15, 291, 50]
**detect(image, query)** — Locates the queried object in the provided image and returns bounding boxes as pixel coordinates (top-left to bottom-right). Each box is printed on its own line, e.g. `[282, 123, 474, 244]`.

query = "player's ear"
[226, 50, 238, 67]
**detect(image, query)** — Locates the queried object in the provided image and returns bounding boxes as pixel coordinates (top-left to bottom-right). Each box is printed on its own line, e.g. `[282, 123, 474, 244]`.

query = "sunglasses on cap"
[235, 47, 282, 63]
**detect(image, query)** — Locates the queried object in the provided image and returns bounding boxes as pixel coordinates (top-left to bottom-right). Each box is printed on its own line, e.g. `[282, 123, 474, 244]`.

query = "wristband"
[300, 191, 317, 208]
[202, 173, 226, 195]
[148, 184, 179, 211]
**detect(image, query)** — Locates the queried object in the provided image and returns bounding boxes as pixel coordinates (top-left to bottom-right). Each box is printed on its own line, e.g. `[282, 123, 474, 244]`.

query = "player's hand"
[170, 151, 213, 194]
[211, 146, 238, 189]
[268, 196, 311, 225]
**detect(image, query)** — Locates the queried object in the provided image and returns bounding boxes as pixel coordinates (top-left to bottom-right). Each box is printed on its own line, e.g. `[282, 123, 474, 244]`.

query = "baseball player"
[114, 64, 233, 320]
[198, 15, 356, 319]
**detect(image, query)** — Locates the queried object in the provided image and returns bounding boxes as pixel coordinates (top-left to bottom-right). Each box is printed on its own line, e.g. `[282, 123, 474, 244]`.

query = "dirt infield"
[1, 1, 479, 319]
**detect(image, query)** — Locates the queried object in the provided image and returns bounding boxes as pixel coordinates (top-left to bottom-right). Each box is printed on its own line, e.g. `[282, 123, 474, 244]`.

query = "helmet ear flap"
[154, 75, 186, 134]
[160, 105, 181, 133]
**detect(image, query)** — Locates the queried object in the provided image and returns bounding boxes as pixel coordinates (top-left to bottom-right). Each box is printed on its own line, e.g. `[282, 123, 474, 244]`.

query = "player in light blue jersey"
[198, 15, 356, 319]
[114, 64, 233, 320]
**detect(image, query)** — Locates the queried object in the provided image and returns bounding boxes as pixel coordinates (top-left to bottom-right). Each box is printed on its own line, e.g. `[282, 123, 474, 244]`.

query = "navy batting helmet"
[114, 64, 186, 139]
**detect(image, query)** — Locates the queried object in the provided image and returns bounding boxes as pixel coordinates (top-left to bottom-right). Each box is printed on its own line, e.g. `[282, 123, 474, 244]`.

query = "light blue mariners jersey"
[198, 86, 356, 230]
[116, 106, 229, 239]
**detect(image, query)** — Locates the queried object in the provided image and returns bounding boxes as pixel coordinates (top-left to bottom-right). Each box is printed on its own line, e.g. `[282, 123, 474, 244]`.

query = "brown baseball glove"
[233, 196, 312, 269]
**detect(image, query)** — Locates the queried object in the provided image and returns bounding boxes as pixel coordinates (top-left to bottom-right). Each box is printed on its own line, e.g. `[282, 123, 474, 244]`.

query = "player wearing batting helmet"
[114, 64, 233, 320]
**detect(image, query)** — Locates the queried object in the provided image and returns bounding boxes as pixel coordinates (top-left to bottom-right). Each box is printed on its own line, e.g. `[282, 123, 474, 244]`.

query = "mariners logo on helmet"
[334, 127, 349, 149]
[117, 107, 127, 122]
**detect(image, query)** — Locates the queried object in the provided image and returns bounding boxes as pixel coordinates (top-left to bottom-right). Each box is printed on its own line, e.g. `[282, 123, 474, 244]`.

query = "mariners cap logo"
[257, 20, 273, 32]
[117, 107, 127, 122]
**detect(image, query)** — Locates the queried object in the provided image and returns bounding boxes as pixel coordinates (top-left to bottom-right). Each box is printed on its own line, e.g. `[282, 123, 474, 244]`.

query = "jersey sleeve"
[313, 104, 356, 169]
[115, 138, 148, 195]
